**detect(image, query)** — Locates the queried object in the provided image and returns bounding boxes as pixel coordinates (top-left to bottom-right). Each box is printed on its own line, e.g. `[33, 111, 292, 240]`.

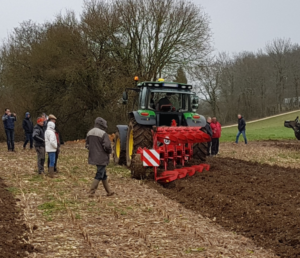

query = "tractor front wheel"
[113, 131, 126, 165]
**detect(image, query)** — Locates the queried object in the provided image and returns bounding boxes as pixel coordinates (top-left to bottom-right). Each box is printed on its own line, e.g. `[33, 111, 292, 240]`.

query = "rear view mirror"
[122, 91, 128, 104]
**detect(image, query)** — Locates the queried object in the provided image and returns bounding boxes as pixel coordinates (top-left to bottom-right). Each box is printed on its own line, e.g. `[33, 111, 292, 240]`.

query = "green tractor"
[113, 78, 211, 181]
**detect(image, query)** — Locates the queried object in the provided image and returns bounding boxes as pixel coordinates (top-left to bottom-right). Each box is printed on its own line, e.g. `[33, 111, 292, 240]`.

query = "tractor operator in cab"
[156, 93, 173, 111]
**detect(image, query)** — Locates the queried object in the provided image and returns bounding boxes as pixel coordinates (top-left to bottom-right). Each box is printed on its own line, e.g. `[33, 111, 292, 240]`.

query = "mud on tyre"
[193, 127, 208, 161]
[126, 117, 153, 179]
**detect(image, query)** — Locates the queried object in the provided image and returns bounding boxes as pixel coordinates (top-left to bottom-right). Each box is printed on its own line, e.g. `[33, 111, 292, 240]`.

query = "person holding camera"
[2, 108, 17, 152]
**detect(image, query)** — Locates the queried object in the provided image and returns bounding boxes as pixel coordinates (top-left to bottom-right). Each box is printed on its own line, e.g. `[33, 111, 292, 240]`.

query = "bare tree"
[113, 0, 212, 80]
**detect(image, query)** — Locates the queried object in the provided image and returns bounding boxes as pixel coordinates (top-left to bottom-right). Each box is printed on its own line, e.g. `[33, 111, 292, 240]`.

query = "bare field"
[219, 140, 300, 168]
[0, 142, 279, 258]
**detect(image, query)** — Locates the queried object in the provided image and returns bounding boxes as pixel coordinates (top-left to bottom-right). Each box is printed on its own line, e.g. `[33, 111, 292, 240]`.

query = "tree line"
[0, 0, 211, 141]
[1, 0, 299, 141]
[194, 38, 300, 124]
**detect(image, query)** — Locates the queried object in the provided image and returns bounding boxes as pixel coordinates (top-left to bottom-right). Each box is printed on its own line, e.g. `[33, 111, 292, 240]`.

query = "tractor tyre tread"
[193, 127, 209, 162]
[126, 117, 153, 179]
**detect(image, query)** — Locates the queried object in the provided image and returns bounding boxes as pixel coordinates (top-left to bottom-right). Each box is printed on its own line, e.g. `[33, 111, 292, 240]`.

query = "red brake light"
[193, 115, 200, 119]
[141, 112, 149, 116]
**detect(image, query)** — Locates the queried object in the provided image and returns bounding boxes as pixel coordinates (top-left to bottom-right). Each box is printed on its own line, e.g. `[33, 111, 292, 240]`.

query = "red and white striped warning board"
[142, 149, 160, 167]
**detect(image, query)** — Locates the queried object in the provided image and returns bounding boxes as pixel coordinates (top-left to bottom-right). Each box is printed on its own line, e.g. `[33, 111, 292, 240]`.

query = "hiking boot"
[47, 167, 57, 178]
[88, 179, 100, 197]
[102, 180, 114, 196]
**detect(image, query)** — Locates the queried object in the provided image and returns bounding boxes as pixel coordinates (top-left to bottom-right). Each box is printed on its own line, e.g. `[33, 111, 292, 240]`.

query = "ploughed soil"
[270, 141, 300, 151]
[0, 178, 34, 258]
[148, 157, 300, 258]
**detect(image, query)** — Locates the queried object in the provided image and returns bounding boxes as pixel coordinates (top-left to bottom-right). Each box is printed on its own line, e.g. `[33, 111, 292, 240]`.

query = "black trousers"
[211, 138, 219, 155]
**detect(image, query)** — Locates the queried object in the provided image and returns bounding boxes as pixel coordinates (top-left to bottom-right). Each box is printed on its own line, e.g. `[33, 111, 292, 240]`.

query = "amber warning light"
[134, 76, 139, 81]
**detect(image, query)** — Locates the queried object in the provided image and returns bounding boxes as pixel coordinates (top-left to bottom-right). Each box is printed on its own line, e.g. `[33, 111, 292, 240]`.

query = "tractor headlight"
[147, 83, 153, 87]
[188, 85, 192, 89]
[154, 84, 160, 87]
[181, 85, 186, 89]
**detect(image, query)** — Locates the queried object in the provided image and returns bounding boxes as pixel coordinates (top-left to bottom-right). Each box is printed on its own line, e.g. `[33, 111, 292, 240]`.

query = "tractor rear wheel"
[193, 127, 208, 161]
[113, 131, 126, 165]
[126, 117, 153, 179]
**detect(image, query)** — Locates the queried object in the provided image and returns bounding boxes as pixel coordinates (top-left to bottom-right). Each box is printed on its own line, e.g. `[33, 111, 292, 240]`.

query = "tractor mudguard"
[185, 114, 207, 127]
[131, 111, 156, 126]
[116, 125, 128, 151]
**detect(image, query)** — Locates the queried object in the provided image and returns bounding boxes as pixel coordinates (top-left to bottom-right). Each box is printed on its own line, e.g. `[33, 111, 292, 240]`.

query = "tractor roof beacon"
[113, 77, 212, 183]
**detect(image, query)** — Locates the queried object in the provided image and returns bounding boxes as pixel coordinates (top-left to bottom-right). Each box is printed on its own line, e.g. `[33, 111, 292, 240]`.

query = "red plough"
[136, 125, 211, 183]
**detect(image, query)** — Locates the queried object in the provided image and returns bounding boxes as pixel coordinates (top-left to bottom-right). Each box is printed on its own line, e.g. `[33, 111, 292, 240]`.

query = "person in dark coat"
[22, 112, 33, 150]
[2, 108, 17, 152]
[206, 117, 212, 155]
[156, 93, 173, 111]
[32, 117, 46, 174]
[235, 114, 248, 144]
[86, 117, 114, 197]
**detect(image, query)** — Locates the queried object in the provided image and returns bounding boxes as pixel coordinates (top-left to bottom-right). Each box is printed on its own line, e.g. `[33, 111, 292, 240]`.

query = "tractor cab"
[122, 79, 205, 127]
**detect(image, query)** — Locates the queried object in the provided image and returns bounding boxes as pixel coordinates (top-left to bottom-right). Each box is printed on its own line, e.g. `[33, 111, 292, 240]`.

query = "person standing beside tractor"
[206, 117, 212, 155]
[33, 117, 46, 174]
[235, 114, 248, 144]
[210, 117, 222, 155]
[22, 112, 33, 150]
[86, 117, 114, 197]
[2, 108, 17, 152]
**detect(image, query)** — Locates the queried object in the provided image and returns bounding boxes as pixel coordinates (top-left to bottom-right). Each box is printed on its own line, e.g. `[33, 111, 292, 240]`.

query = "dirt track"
[0, 178, 34, 258]
[148, 157, 300, 258]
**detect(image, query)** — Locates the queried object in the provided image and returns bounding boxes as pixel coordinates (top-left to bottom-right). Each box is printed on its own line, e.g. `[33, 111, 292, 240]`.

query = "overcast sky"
[1, 0, 299, 54]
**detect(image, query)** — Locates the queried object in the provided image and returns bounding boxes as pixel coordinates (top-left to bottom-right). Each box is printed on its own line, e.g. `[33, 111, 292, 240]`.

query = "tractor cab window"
[148, 91, 190, 112]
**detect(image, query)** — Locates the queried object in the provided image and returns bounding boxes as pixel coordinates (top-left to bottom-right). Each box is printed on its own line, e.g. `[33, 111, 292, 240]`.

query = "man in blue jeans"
[22, 112, 33, 150]
[2, 108, 17, 152]
[235, 114, 247, 144]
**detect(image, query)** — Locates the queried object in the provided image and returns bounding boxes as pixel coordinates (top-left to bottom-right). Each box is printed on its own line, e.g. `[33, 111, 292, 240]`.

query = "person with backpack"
[2, 108, 17, 152]
[22, 112, 33, 150]
[45, 121, 58, 178]
[86, 117, 114, 197]
[235, 114, 248, 144]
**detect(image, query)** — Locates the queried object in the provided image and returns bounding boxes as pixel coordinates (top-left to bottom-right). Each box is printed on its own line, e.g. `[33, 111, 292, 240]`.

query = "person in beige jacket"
[45, 121, 57, 178]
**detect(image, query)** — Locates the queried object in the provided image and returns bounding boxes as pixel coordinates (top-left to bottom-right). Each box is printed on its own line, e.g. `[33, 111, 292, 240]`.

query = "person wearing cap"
[46, 114, 63, 173]
[22, 112, 33, 150]
[86, 117, 114, 197]
[45, 121, 58, 178]
[32, 117, 46, 174]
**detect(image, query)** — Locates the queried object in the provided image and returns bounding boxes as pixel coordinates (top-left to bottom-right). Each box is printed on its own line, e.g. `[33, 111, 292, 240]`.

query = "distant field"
[221, 112, 299, 142]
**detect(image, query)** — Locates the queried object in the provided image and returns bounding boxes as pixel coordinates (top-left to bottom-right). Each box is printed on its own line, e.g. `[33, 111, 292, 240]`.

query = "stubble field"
[1, 140, 300, 257]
